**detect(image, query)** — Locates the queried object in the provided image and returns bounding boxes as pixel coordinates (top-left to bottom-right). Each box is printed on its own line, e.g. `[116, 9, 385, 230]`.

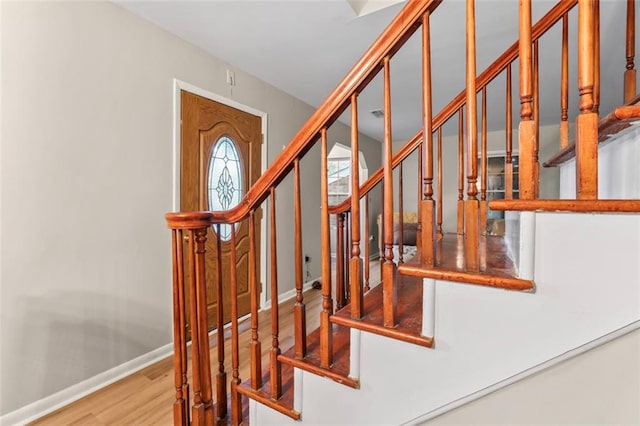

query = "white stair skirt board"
[293, 369, 303, 413]
[0, 342, 174, 426]
[518, 211, 535, 281]
[252, 212, 640, 425]
[422, 278, 436, 338]
[349, 329, 362, 380]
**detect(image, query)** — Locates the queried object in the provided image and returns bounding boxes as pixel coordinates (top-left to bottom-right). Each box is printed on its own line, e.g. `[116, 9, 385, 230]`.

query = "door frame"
[172, 79, 269, 309]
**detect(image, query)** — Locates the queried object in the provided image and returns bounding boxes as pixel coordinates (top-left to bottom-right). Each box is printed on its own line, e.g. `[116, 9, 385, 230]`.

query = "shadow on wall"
[5, 290, 167, 412]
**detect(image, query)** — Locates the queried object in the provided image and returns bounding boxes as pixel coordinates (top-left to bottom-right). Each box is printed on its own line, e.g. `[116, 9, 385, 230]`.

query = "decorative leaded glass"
[208, 136, 243, 241]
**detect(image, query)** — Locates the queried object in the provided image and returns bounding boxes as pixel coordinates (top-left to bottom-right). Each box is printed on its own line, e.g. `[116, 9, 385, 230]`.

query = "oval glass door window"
[208, 136, 243, 240]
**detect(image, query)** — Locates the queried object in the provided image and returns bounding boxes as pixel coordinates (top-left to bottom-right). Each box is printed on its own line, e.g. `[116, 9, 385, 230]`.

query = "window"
[208, 136, 243, 240]
[327, 157, 351, 206]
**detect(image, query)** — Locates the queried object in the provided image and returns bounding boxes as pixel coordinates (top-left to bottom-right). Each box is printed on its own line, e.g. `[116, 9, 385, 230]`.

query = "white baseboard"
[263, 276, 321, 309]
[0, 342, 174, 426]
[401, 320, 640, 426]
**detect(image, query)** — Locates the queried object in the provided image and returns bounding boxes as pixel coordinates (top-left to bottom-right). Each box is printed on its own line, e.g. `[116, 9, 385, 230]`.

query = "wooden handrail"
[208, 0, 442, 225]
[328, 0, 578, 217]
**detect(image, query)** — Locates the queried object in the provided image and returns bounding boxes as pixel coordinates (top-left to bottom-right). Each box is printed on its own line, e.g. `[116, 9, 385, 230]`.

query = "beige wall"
[424, 328, 640, 424]
[0, 0, 380, 415]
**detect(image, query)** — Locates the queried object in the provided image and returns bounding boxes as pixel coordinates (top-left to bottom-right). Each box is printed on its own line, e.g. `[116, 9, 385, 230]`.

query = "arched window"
[208, 136, 243, 240]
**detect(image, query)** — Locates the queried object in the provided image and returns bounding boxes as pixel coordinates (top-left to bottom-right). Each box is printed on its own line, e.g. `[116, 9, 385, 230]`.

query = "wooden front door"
[181, 90, 262, 330]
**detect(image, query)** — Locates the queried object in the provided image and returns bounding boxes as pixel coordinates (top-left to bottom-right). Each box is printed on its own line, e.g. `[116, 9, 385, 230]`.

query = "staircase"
[165, 0, 640, 424]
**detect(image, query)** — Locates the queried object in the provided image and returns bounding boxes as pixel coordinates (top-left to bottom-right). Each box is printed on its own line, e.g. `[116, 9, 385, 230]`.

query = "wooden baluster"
[320, 128, 333, 369]
[186, 229, 205, 425]
[268, 188, 282, 399]
[480, 87, 488, 237]
[248, 211, 262, 390]
[344, 211, 351, 302]
[457, 108, 465, 235]
[421, 11, 436, 267]
[625, 0, 636, 102]
[436, 128, 443, 238]
[171, 229, 189, 426]
[195, 227, 214, 425]
[364, 194, 371, 292]
[533, 39, 540, 194]
[382, 55, 397, 328]
[505, 63, 514, 199]
[336, 213, 345, 309]
[560, 14, 570, 149]
[593, 0, 600, 113]
[398, 162, 404, 264]
[350, 94, 363, 319]
[465, 0, 480, 272]
[379, 185, 384, 282]
[293, 159, 307, 359]
[229, 226, 242, 425]
[519, 0, 537, 200]
[576, 0, 598, 199]
[416, 141, 423, 252]
[214, 225, 227, 421]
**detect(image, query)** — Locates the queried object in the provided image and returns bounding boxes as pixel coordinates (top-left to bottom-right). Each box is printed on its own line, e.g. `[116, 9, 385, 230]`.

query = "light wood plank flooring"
[32, 260, 383, 425]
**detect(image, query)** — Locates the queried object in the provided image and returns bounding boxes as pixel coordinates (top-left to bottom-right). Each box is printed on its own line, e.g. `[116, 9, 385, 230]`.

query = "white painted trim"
[421, 278, 436, 338]
[293, 369, 303, 413]
[400, 320, 640, 426]
[349, 329, 362, 380]
[172, 79, 269, 311]
[519, 211, 535, 281]
[263, 276, 321, 307]
[0, 343, 174, 426]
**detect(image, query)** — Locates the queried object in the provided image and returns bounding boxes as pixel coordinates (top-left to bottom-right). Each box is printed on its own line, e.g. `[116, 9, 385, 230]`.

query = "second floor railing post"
[560, 13, 570, 149]
[518, 0, 538, 201]
[625, 0, 636, 102]
[457, 108, 465, 235]
[350, 94, 363, 319]
[505, 63, 514, 199]
[382, 56, 397, 328]
[421, 11, 436, 267]
[576, 0, 598, 200]
[465, 0, 480, 271]
[320, 128, 334, 368]
[293, 159, 307, 359]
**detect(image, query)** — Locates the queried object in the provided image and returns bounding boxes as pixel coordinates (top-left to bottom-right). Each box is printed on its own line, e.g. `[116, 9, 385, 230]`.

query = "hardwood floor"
[31, 260, 383, 425]
[31, 288, 324, 425]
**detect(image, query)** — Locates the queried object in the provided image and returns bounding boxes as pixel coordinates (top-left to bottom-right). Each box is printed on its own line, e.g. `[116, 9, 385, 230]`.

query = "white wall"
[0, 0, 379, 417]
[423, 327, 640, 425]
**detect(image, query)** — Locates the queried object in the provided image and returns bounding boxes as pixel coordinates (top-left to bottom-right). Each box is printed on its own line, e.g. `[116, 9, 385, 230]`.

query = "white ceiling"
[114, 0, 633, 142]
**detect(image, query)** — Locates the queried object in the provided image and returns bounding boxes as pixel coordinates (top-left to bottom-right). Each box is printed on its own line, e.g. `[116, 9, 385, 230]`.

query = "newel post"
[165, 212, 215, 426]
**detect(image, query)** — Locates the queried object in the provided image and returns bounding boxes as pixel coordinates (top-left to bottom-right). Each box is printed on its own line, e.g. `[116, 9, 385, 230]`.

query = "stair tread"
[397, 233, 533, 291]
[279, 323, 358, 388]
[237, 362, 300, 420]
[332, 274, 434, 348]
